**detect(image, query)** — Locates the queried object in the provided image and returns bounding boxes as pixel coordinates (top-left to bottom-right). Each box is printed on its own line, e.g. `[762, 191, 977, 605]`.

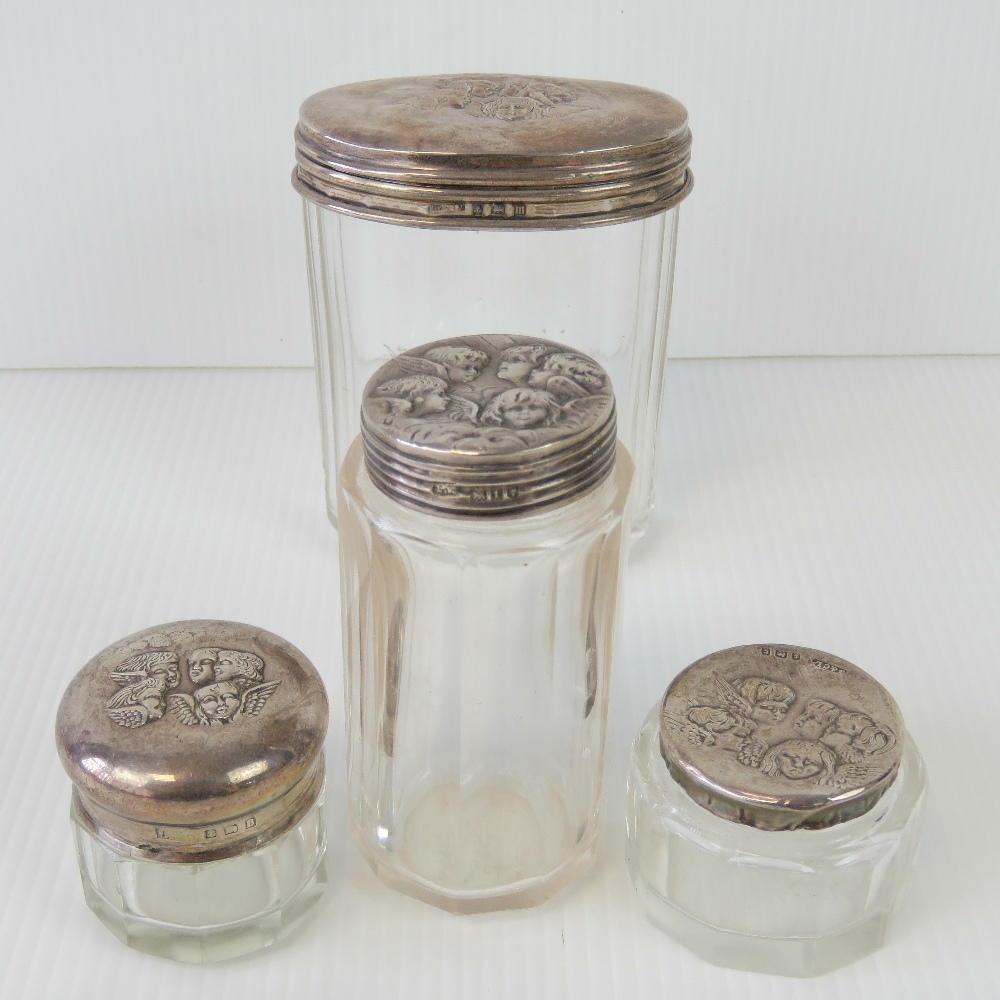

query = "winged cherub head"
[736, 677, 797, 724]
[496, 344, 556, 386]
[193, 681, 242, 723]
[186, 647, 219, 686]
[167, 678, 281, 727]
[528, 352, 606, 398]
[372, 375, 450, 419]
[760, 739, 838, 781]
[422, 345, 489, 383]
[480, 387, 562, 430]
[105, 651, 181, 727]
[829, 712, 897, 760]
[212, 649, 265, 687]
[712, 673, 797, 729]
[794, 698, 842, 740]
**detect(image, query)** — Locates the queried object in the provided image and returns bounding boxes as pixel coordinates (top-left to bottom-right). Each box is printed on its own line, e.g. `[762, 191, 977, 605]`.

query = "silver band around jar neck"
[360, 335, 617, 517]
[294, 74, 693, 230]
[658, 645, 906, 831]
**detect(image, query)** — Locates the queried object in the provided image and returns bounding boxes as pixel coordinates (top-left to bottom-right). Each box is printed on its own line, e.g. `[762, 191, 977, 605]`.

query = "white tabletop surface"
[1, 357, 997, 999]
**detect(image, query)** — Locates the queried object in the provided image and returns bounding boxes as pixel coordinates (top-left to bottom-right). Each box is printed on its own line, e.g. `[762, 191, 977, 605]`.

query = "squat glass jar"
[55, 620, 329, 962]
[338, 335, 631, 912]
[627, 644, 927, 977]
[293, 73, 692, 535]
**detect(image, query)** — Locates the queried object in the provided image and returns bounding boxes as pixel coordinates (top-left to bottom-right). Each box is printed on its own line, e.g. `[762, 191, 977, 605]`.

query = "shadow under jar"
[294, 73, 692, 537]
[338, 335, 632, 913]
[627, 644, 927, 977]
[55, 621, 329, 962]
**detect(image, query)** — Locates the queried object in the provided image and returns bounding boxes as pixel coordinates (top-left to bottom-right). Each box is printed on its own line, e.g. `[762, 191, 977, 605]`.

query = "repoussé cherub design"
[106, 646, 279, 729]
[684, 674, 796, 767]
[105, 651, 182, 728]
[408, 76, 584, 122]
[682, 673, 899, 788]
[364, 339, 615, 454]
[167, 648, 279, 726]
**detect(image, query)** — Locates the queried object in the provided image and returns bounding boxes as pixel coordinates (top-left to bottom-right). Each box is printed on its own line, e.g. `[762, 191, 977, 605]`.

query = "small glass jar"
[338, 335, 632, 912]
[627, 644, 927, 977]
[293, 74, 692, 536]
[55, 620, 329, 962]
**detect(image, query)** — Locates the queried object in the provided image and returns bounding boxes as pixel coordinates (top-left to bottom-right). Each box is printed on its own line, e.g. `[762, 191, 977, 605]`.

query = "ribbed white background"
[1, 359, 996, 998]
[3, 0, 1000, 367]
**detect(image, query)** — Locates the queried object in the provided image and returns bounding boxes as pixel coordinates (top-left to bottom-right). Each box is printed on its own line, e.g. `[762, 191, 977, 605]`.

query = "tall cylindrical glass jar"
[338, 335, 631, 912]
[294, 74, 692, 535]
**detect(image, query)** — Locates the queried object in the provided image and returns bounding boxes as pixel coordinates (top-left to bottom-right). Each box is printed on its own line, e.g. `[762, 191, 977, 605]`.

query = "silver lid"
[55, 620, 328, 862]
[659, 645, 905, 831]
[294, 74, 692, 230]
[360, 334, 616, 516]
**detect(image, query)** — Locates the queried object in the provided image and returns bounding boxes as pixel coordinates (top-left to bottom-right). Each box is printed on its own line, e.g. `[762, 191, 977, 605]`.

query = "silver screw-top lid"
[659, 645, 905, 831]
[294, 74, 692, 230]
[360, 334, 617, 516]
[55, 621, 328, 863]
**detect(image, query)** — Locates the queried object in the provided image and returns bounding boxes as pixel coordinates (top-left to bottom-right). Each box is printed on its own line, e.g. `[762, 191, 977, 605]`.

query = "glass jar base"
[79, 863, 327, 963]
[72, 796, 327, 962]
[634, 881, 889, 977]
[626, 706, 926, 977]
[356, 833, 597, 915]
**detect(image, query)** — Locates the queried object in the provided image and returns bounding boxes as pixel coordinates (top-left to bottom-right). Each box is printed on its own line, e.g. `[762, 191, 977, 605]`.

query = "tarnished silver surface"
[55, 621, 328, 862]
[360, 334, 616, 516]
[659, 645, 905, 831]
[294, 74, 692, 229]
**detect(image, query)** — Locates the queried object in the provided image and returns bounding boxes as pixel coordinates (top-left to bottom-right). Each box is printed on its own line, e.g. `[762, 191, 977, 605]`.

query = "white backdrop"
[2, 0, 1000, 368]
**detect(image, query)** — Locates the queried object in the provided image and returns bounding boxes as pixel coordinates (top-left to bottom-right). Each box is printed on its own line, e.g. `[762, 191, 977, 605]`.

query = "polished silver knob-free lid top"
[294, 74, 692, 229]
[659, 645, 905, 831]
[360, 334, 617, 516]
[55, 621, 328, 862]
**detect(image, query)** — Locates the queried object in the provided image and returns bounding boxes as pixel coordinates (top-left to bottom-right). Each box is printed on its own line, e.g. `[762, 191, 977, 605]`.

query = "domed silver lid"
[294, 74, 692, 230]
[360, 334, 617, 516]
[659, 645, 905, 831]
[55, 621, 328, 862]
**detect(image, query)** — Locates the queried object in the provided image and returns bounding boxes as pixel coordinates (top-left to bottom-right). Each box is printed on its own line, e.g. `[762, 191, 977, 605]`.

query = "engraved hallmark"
[430, 484, 521, 502]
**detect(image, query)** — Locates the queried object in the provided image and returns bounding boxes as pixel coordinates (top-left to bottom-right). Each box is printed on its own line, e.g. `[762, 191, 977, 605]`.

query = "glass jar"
[627, 644, 927, 977]
[55, 620, 329, 962]
[338, 335, 632, 912]
[293, 74, 692, 536]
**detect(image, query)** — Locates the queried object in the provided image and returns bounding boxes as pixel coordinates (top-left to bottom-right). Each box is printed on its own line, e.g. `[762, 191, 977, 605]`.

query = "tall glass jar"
[294, 74, 692, 535]
[338, 335, 632, 912]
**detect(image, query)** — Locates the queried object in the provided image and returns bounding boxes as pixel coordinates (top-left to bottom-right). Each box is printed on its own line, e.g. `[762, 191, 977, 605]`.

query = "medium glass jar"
[338, 335, 632, 912]
[293, 74, 692, 535]
[55, 620, 329, 962]
[627, 644, 927, 977]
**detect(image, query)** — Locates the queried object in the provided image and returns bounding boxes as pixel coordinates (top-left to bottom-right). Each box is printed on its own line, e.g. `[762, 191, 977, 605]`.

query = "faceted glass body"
[72, 795, 327, 962]
[626, 707, 927, 977]
[338, 439, 632, 912]
[304, 204, 678, 535]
